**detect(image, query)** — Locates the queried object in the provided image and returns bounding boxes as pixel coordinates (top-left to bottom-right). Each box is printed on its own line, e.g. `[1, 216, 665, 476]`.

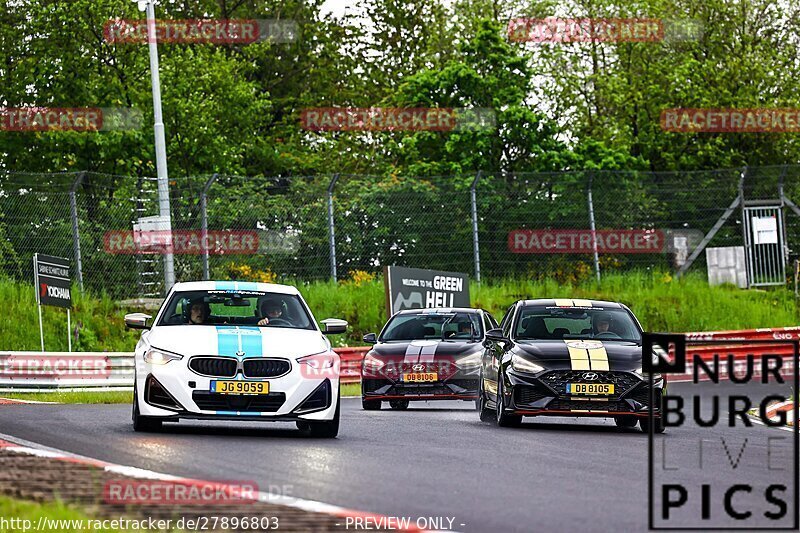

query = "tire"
[614, 416, 638, 428]
[478, 373, 494, 422]
[640, 389, 666, 434]
[132, 389, 162, 433]
[640, 415, 665, 434]
[389, 399, 409, 410]
[495, 375, 522, 427]
[362, 398, 381, 410]
[305, 397, 340, 438]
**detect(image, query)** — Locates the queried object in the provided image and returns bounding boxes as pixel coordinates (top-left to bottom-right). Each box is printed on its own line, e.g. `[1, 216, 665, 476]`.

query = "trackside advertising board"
[34, 254, 71, 308]
[384, 266, 470, 317]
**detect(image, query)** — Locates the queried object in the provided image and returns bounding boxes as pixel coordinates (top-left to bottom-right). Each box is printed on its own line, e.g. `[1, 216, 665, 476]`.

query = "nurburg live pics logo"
[644, 333, 799, 530]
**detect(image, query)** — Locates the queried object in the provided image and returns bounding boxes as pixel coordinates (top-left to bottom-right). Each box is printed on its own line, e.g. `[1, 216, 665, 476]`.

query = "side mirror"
[362, 332, 378, 344]
[124, 313, 152, 330]
[321, 318, 348, 335]
[485, 328, 512, 349]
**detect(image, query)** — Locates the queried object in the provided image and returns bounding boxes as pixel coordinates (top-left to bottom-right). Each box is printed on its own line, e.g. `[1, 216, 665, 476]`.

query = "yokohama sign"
[508, 229, 664, 254]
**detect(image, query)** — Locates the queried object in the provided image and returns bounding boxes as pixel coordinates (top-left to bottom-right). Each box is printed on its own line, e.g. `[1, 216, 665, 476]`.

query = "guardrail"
[0, 347, 370, 392]
[1, 328, 797, 392]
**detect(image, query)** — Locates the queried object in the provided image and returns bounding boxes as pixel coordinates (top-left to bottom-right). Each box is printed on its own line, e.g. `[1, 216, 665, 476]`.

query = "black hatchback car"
[478, 298, 666, 432]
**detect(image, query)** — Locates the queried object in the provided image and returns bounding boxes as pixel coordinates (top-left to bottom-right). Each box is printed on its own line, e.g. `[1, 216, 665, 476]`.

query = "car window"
[381, 312, 482, 341]
[514, 306, 641, 342]
[157, 290, 315, 329]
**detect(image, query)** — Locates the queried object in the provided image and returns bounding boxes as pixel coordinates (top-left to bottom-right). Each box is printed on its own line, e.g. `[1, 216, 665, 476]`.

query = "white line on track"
[0, 431, 453, 533]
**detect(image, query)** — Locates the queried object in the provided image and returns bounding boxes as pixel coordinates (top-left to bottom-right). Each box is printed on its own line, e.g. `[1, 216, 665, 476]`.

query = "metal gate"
[742, 202, 787, 286]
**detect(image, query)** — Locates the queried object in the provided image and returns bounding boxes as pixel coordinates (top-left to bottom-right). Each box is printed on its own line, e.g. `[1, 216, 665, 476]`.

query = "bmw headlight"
[511, 353, 544, 374]
[144, 347, 183, 365]
[455, 352, 481, 370]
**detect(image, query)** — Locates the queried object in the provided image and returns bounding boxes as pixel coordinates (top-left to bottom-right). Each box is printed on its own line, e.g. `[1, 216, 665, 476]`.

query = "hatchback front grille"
[539, 370, 641, 397]
[189, 357, 237, 378]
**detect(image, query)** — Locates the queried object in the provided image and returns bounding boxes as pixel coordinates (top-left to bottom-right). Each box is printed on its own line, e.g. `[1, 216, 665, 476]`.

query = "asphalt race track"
[0, 381, 795, 532]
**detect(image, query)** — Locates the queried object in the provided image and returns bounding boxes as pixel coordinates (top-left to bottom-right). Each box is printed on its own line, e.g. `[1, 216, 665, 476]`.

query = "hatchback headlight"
[511, 353, 544, 374]
[144, 347, 183, 365]
[455, 352, 481, 370]
[362, 352, 385, 370]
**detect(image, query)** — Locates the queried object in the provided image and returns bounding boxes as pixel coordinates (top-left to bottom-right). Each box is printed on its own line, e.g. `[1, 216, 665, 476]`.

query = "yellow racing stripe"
[553, 298, 573, 307]
[565, 341, 591, 370]
[572, 299, 592, 307]
[564, 340, 609, 371]
[587, 345, 610, 371]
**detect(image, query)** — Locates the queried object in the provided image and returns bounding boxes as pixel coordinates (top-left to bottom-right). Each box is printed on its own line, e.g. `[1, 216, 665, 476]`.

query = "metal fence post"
[471, 171, 482, 283]
[327, 174, 340, 282]
[70, 172, 85, 291]
[200, 173, 218, 280]
[587, 172, 601, 282]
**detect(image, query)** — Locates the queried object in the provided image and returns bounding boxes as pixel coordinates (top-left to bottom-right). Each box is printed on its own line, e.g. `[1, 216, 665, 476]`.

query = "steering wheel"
[265, 318, 291, 326]
[594, 331, 621, 339]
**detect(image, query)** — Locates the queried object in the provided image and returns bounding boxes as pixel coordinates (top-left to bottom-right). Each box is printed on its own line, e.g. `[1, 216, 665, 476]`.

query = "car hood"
[147, 325, 329, 358]
[371, 340, 483, 360]
[513, 339, 642, 372]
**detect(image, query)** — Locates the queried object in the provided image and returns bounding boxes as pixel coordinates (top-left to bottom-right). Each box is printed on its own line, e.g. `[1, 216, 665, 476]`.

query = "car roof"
[396, 307, 482, 315]
[517, 298, 624, 309]
[170, 281, 300, 295]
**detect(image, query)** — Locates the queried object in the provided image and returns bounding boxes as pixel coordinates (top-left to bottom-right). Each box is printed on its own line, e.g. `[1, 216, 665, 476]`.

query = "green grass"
[0, 495, 132, 531]
[3, 271, 799, 351]
[0, 390, 133, 404]
[0, 277, 139, 352]
[304, 271, 800, 344]
[2, 384, 362, 403]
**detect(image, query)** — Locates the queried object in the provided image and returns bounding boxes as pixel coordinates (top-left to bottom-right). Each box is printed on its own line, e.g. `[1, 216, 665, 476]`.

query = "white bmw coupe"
[125, 281, 347, 437]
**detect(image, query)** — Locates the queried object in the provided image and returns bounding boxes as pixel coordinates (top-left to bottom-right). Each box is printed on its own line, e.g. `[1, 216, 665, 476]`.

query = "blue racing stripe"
[238, 326, 263, 358]
[215, 281, 237, 291]
[236, 281, 259, 291]
[216, 326, 240, 357]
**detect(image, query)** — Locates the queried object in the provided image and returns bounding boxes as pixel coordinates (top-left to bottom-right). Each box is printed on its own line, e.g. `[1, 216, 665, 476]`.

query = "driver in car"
[188, 298, 211, 325]
[594, 313, 612, 335]
[257, 299, 285, 326]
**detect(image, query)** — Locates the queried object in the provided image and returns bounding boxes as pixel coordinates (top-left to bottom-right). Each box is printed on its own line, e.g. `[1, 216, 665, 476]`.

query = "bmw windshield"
[514, 306, 641, 343]
[157, 290, 315, 329]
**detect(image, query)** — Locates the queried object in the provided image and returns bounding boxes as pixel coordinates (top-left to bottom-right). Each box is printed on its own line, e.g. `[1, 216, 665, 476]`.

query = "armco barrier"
[686, 326, 800, 342]
[2, 329, 797, 391]
[0, 347, 370, 392]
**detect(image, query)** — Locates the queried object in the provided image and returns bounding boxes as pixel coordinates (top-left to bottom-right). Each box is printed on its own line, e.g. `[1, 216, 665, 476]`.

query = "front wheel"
[614, 416, 638, 428]
[362, 398, 381, 410]
[495, 376, 522, 427]
[300, 398, 340, 438]
[389, 399, 409, 410]
[640, 415, 665, 434]
[478, 373, 494, 422]
[132, 389, 162, 433]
